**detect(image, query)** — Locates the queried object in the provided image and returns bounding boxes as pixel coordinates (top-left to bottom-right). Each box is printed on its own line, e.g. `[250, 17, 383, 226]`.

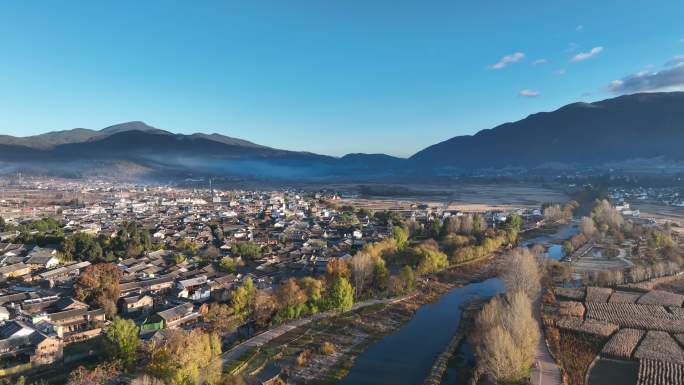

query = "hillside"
[410, 92, 684, 173]
[2, 92, 684, 180]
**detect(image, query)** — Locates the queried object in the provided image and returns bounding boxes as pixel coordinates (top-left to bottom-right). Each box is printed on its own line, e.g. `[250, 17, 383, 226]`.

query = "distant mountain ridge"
[2, 92, 684, 180]
[410, 92, 684, 173]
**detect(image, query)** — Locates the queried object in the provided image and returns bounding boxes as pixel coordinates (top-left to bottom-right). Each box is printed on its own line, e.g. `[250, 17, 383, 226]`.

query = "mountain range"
[2, 92, 684, 180]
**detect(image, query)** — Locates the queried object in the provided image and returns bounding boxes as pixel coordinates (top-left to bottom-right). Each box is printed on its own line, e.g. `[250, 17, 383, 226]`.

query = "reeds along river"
[336, 278, 505, 385]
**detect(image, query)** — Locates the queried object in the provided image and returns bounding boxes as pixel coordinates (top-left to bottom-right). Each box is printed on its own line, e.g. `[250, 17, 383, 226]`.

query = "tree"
[104, 317, 140, 369]
[592, 199, 624, 233]
[543, 204, 565, 223]
[579, 216, 596, 238]
[231, 277, 255, 317]
[427, 218, 442, 239]
[204, 303, 240, 334]
[391, 226, 409, 250]
[473, 291, 539, 383]
[372, 258, 389, 293]
[501, 248, 541, 300]
[254, 290, 278, 328]
[74, 263, 122, 317]
[0, 216, 5, 232]
[146, 330, 222, 385]
[276, 278, 308, 320]
[323, 276, 354, 311]
[68, 363, 119, 385]
[350, 252, 374, 298]
[504, 213, 522, 243]
[218, 257, 238, 273]
[415, 244, 448, 274]
[326, 257, 351, 281]
[299, 277, 324, 304]
[399, 266, 416, 292]
[231, 241, 261, 260]
[62, 233, 104, 262]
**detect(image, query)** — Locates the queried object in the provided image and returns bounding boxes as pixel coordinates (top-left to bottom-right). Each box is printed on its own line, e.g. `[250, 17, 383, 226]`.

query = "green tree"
[399, 266, 416, 292]
[427, 218, 442, 240]
[504, 213, 522, 243]
[231, 277, 256, 317]
[391, 226, 409, 250]
[104, 317, 140, 369]
[324, 276, 354, 311]
[0, 216, 6, 232]
[231, 241, 262, 260]
[218, 257, 237, 273]
[62, 233, 103, 262]
[372, 258, 390, 293]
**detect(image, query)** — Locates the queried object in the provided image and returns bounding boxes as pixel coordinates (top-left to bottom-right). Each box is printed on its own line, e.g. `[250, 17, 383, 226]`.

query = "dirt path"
[221, 296, 410, 367]
[532, 298, 562, 385]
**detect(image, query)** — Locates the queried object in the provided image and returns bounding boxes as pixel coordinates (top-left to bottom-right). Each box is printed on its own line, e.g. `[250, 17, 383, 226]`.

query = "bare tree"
[580, 216, 596, 238]
[501, 248, 541, 300]
[350, 252, 374, 298]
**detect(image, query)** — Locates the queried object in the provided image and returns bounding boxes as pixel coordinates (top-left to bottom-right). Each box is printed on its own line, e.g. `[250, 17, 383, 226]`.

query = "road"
[221, 296, 410, 366]
[531, 298, 562, 385]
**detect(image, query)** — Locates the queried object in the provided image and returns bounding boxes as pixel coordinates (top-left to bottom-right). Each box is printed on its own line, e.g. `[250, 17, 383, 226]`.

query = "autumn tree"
[592, 199, 624, 233]
[231, 277, 256, 317]
[275, 278, 308, 320]
[104, 317, 140, 369]
[74, 263, 122, 317]
[473, 291, 540, 383]
[254, 290, 278, 328]
[204, 303, 240, 334]
[68, 362, 119, 385]
[579, 216, 596, 238]
[146, 330, 222, 385]
[326, 258, 351, 282]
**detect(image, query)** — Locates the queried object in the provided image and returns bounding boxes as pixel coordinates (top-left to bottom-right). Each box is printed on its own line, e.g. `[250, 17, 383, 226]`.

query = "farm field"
[548, 284, 684, 385]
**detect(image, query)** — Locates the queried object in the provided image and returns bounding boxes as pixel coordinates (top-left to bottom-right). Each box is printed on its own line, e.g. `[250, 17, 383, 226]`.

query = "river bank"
[231, 253, 504, 385]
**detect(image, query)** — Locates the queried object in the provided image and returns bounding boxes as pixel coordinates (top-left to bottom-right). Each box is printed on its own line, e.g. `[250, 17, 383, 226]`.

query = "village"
[0, 177, 556, 383]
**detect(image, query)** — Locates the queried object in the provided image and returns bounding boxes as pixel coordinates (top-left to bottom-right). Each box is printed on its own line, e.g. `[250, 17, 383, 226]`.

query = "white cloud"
[489, 52, 525, 69]
[555, 68, 567, 75]
[571, 46, 604, 62]
[532, 59, 548, 66]
[608, 56, 684, 93]
[576, 25, 584, 32]
[519, 89, 540, 97]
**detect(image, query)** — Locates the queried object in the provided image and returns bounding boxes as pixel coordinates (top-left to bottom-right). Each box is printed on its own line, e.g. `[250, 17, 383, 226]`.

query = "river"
[337, 223, 577, 385]
[336, 278, 505, 385]
[521, 221, 579, 260]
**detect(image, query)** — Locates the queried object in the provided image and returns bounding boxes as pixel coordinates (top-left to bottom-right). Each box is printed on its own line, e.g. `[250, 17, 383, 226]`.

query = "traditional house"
[119, 294, 154, 316]
[150, 303, 198, 329]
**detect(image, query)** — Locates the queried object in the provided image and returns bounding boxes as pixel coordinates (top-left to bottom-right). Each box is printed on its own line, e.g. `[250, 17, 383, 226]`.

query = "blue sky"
[1, 0, 683, 157]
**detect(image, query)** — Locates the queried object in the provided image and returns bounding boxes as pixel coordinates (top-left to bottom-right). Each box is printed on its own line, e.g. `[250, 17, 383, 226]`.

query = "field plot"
[585, 302, 684, 333]
[637, 359, 684, 385]
[609, 291, 643, 304]
[601, 328, 645, 359]
[550, 283, 684, 385]
[634, 331, 684, 365]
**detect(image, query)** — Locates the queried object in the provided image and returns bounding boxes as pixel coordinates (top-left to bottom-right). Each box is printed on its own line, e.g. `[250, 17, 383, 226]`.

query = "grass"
[556, 331, 606, 385]
[227, 347, 259, 375]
